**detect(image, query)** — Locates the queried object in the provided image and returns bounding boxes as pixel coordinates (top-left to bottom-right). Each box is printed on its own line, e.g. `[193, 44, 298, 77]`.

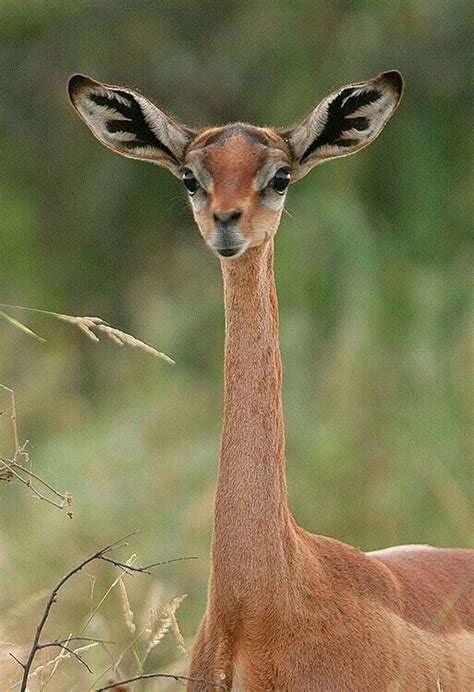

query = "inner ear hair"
[85, 84, 179, 161]
[287, 70, 403, 171]
[68, 74, 195, 173]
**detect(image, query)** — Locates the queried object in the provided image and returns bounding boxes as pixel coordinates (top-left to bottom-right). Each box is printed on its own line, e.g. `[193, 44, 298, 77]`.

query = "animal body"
[69, 70, 474, 690]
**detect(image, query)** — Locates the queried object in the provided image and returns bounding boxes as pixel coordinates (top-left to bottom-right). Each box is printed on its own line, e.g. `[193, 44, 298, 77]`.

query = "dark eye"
[272, 167, 291, 194]
[182, 168, 198, 195]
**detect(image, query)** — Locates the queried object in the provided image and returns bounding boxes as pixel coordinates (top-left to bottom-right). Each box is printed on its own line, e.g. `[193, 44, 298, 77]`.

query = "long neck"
[212, 241, 295, 591]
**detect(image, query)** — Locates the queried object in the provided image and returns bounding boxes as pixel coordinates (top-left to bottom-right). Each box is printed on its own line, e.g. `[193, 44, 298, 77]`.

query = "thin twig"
[141, 555, 199, 569]
[0, 386, 73, 513]
[53, 636, 115, 646]
[14, 531, 192, 691]
[32, 640, 100, 686]
[99, 554, 197, 575]
[102, 619, 152, 683]
[96, 673, 228, 691]
[9, 652, 25, 669]
[0, 385, 20, 452]
[36, 642, 94, 673]
[15, 457, 67, 500]
[16, 532, 138, 691]
[79, 554, 139, 634]
[0, 457, 72, 510]
[98, 555, 150, 575]
[9, 386, 20, 452]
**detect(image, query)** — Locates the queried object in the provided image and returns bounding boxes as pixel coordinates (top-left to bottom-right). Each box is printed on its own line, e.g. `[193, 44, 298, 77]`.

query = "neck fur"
[211, 241, 295, 595]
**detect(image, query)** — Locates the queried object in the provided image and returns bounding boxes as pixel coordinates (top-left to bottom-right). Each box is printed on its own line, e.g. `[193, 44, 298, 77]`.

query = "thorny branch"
[11, 531, 196, 691]
[31, 636, 115, 675]
[99, 554, 197, 576]
[13, 532, 136, 690]
[35, 642, 95, 673]
[0, 385, 73, 513]
[96, 672, 228, 691]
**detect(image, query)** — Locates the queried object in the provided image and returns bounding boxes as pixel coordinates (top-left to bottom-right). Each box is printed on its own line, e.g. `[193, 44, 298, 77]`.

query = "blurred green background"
[0, 1, 472, 689]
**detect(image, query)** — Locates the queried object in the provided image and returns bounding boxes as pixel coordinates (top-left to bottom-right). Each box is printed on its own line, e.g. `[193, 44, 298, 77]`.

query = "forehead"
[193, 122, 286, 150]
[186, 124, 290, 186]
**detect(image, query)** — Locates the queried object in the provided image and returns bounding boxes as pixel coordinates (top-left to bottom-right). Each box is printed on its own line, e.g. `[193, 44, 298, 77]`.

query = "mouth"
[210, 231, 250, 259]
[210, 225, 249, 259]
[212, 242, 249, 259]
[216, 246, 244, 258]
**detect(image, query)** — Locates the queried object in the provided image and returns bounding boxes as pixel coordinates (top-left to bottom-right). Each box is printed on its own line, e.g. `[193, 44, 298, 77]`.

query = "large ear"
[68, 74, 195, 177]
[286, 70, 403, 180]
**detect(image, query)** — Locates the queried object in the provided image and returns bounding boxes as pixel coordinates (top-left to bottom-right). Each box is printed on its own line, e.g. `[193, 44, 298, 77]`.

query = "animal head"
[68, 70, 403, 259]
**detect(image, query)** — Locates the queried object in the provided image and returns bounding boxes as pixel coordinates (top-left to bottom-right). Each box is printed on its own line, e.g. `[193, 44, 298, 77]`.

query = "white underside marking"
[369, 543, 434, 556]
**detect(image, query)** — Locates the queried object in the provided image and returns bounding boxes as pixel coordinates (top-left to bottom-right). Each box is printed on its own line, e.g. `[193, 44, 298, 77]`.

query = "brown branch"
[99, 554, 197, 575]
[96, 673, 228, 691]
[9, 652, 25, 669]
[54, 636, 115, 645]
[98, 555, 152, 575]
[16, 531, 140, 691]
[141, 555, 199, 569]
[0, 455, 73, 510]
[14, 532, 194, 690]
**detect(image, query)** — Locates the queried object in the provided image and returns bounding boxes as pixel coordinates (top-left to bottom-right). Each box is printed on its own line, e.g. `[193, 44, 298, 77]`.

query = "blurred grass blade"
[0, 311, 46, 342]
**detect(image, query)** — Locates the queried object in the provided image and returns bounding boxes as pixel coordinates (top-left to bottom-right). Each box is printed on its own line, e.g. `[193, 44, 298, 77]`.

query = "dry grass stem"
[141, 582, 164, 626]
[14, 533, 142, 690]
[143, 594, 187, 662]
[90, 584, 189, 685]
[31, 641, 99, 683]
[0, 385, 73, 514]
[118, 581, 136, 634]
[143, 606, 159, 643]
[166, 595, 188, 657]
[0, 304, 175, 363]
[144, 608, 172, 657]
[55, 314, 175, 364]
[108, 620, 150, 680]
[3, 537, 193, 690]
[81, 555, 137, 635]
[87, 573, 97, 618]
[36, 632, 73, 685]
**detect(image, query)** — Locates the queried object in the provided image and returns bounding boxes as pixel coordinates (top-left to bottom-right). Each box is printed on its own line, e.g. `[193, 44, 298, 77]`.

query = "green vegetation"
[0, 1, 472, 688]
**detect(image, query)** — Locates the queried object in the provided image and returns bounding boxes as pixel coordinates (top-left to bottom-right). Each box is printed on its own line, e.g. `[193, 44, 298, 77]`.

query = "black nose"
[213, 208, 242, 224]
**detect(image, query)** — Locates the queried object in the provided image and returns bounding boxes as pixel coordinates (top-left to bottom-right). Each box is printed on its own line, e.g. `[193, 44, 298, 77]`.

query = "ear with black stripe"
[286, 71, 403, 180]
[68, 74, 195, 177]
